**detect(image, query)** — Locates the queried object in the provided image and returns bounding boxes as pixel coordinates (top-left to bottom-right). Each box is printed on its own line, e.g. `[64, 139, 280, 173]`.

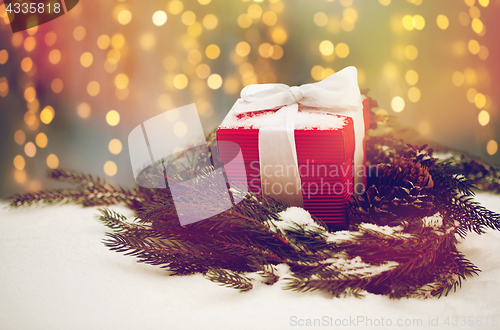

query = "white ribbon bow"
[228, 66, 364, 206]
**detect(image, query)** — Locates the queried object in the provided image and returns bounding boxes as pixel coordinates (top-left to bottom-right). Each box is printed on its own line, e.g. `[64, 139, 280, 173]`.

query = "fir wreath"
[8, 101, 500, 299]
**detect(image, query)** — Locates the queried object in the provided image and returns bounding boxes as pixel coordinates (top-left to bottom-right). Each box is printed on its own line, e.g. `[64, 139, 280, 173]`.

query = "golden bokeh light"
[335, 43, 350, 58]
[405, 70, 419, 85]
[24, 87, 36, 102]
[14, 170, 27, 184]
[163, 56, 177, 71]
[319, 40, 334, 56]
[271, 45, 284, 60]
[466, 88, 478, 104]
[203, 14, 218, 30]
[478, 110, 490, 126]
[0, 49, 8, 64]
[196, 64, 211, 79]
[44, 32, 57, 46]
[475, 93, 486, 108]
[109, 139, 123, 155]
[157, 94, 172, 110]
[24, 142, 36, 158]
[436, 15, 449, 30]
[263, 11, 278, 26]
[487, 140, 498, 156]
[258, 43, 274, 58]
[405, 45, 418, 60]
[40, 106, 55, 124]
[46, 154, 59, 169]
[248, 4, 262, 19]
[198, 0, 211, 5]
[340, 17, 355, 32]
[413, 15, 425, 30]
[97, 35, 111, 50]
[23, 36, 36, 52]
[0, 77, 8, 97]
[464, 0, 475, 6]
[478, 45, 489, 60]
[408, 87, 421, 102]
[48, 49, 61, 65]
[73, 26, 86, 41]
[207, 74, 223, 90]
[35, 132, 48, 148]
[181, 11, 196, 26]
[21, 57, 33, 72]
[452, 71, 465, 87]
[187, 22, 203, 37]
[339, 0, 353, 6]
[173, 121, 188, 137]
[153, 11, 168, 26]
[77, 102, 91, 119]
[14, 130, 26, 145]
[87, 81, 100, 96]
[187, 49, 202, 65]
[468, 39, 480, 54]
[391, 96, 405, 112]
[223, 76, 240, 95]
[379, 0, 391, 5]
[111, 34, 126, 49]
[471, 18, 483, 34]
[106, 110, 120, 126]
[117, 10, 132, 25]
[238, 14, 252, 28]
[235, 41, 251, 57]
[12, 34, 24, 48]
[80, 52, 93, 67]
[14, 155, 25, 171]
[458, 12, 471, 26]
[314, 12, 328, 27]
[478, 0, 489, 6]
[51, 78, 64, 94]
[311, 65, 324, 81]
[168, 0, 184, 15]
[173, 74, 189, 89]
[417, 120, 431, 136]
[469, 6, 480, 19]
[139, 32, 157, 50]
[115, 74, 129, 89]
[104, 161, 118, 176]
[271, 27, 287, 44]
[24, 111, 37, 126]
[205, 44, 220, 59]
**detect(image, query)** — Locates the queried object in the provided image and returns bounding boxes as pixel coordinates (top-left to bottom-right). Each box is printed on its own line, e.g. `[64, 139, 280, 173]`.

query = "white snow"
[1, 192, 500, 330]
[421, 213, 444, 230]
[220, 107, 348, 130]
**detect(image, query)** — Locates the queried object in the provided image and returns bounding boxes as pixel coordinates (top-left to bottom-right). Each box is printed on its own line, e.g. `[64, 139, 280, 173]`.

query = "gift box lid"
[217, 110, 355, 165]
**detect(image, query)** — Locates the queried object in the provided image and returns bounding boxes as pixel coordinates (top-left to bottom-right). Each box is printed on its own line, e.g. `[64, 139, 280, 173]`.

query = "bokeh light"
[106, 110, 120, 126]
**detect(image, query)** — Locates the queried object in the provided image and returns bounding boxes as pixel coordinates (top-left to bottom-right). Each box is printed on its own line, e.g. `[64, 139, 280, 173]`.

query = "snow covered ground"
[1, 193, 500, 330]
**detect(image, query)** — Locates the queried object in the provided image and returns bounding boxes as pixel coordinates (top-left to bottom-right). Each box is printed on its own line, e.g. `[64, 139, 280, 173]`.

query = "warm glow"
[487, 140, 498, 156]
[271, 45, 284, 60]
[104, 161, 118, 176]
[114, 74, 129, 89]
[109, 139, 123, 155]
[475, 93, 486, 109]
[48, 49, 61, 65]
[271, 27, 287, 44]
[14, 155, 25, 170]
[80, 52, 93, 67]
[319, 40, 334, 56]
[417, 121, 431, 136]
[405, 70, 419, 85]
[45, 32, 57, 46]
[0, 49, 8, 64]
[40, 106, 55, 124]
[478, 110, 490, 126]
[173, 74, 189, 89]
[203, 14, 218, 29]
[97, 35, 111, 49]
[168, 0, 183, 14]
[405, 45, 418, 60]
[335, 43, 349, 58]
[117, 10, 132, 25]
[196, 64, 211, 79]
[77, 103, 91, 119]
[408, 87, 421, 103]
[412, 15, 425, 30]
[207, 74, 223, 90]
[467, 88, 477, 103]
[468, 39, 480, 54]
[471, 18, 483, 34]
[379, 0, 391, 5]
[263, 11, 278, 26]
[391, 96, 405, 112]
[153, 11, 168, 26]
[205, 44, 220, 59]
[111, 34, 126, 49]
[314, 12, 328, 26]
[21, 57, 33, 72]
[258, 43, 274, 58]
[73, 26, 86, 41]
[24, 87, 36, 102]
[35, 132, 48, 148]
[311, 65, 324, 81]
[437, 15, 449, 29]
[87, 81, 100, 96]
[51, 79, 64, 94]
[14, 130, 26, 145]
[139, 32, 156, 50]
[181, 11, 196, 26]
[248, 4, 262, 19]
[106, 110, 121, 126]
[452, 71, 465, 87]
[235, 41, 251, 57]
[24, 142, 36, 158]
[46, 154, 59, 169]
[237, 14, 252, 28]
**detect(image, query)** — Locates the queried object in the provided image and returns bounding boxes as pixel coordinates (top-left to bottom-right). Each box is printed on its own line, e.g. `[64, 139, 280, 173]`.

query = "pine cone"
[349, 156, 436, 228]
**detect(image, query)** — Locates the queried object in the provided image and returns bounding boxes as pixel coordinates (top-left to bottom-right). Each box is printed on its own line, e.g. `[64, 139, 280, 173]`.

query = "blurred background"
[0, 0, 499, 198]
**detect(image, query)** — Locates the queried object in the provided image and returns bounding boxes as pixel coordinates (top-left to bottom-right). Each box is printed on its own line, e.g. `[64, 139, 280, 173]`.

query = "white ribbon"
[228, 66, 364, 206]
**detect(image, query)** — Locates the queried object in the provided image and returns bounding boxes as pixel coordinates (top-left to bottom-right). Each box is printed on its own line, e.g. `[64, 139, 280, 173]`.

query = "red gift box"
[217, 101, 368, 229]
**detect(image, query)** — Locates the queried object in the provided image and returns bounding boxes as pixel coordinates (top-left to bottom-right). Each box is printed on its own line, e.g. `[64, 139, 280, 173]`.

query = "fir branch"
[204, 268, 254, 292]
